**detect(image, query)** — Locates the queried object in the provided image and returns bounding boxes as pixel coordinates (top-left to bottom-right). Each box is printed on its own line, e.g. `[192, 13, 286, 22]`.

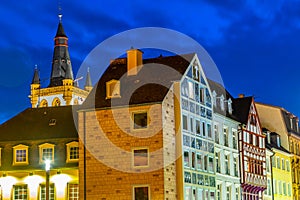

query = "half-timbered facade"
[233, 96, 267, 199]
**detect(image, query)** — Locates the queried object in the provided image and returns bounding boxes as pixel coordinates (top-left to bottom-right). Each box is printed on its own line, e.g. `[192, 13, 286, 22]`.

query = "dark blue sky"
[0, 0, 300, 123]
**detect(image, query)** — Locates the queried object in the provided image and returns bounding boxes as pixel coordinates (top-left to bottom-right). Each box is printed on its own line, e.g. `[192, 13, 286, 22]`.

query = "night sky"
[0, 0, 299, 124]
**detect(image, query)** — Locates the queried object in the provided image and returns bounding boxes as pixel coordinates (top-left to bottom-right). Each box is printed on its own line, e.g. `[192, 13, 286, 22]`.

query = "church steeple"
[84, 68, 93, 92]
[32, 65, 40, 84]
[49, 14, 73, 87]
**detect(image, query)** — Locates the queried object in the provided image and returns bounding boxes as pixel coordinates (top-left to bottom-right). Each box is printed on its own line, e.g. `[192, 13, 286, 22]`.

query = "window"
[232, 130, 237, 149]
[196, 153, 203, 170]
[235, 187, 240, 200]
[106, 79, 120, 98]
[13, 185, 28, 200]
[182, 115, 188, 130]
[225, 154, 230, 175]
[214, 124, 219, 143]
[277, 157, 281, 169]
[134, 186, 149, 200]
[216, 184, 221, 200]
[278, 181, 282, 194]
[66, 141, 79, 163]
[207, 124, 212, 138]
[272, 156, 276, 167]
[13, 144, 28, 165]
[133, 112, 148, 129]
[40, 99, 48, 107]
[52, 98, 61, 107]
[286, 160, 290, 171]
[283, 182, 287, 196]
[274, 180, 277, 194]
[133, 148, 148, 167]
[196, 120, 201, 135]
[208, 156, 214, 172]
[282, 159, 285, 170]
[216, 152, 220, 173]
[184, 151, 190, 168]
[68, 183, 79, 200]
[288, 183, 291, 196]
[226, 186, 231, 200]
[223, 127, 228, 146]
[39, 143, 55, 164]
[40, 184, 55, 200]
[234, 157, 238, 176]
[266, 158, 270, 172]
[228, 98, 232, 114]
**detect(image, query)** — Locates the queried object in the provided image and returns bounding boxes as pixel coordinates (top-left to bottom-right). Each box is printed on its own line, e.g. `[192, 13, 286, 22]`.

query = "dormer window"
[66, 141, 79, 163]
[212, 91, 217, 106]
[228, 98, 232, 114]
[277, 135, 281, 147]
[220, 95, 224, 111]
[106, 79, 120, 99]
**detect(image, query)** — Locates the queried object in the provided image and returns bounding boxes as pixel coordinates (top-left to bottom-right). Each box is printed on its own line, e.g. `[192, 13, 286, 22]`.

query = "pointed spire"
[85, 68, 92, 87]
[49, 14, 74, 87]
[32, 65, 40, 84]
[55, 14, 67, 37]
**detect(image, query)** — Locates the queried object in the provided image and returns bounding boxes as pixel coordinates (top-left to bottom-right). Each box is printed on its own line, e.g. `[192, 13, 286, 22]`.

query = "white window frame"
[66, 141, 79, 163]
[39, 143, 55, 164]
[13, 144, 29, 165]
[68, 183, 79, 200]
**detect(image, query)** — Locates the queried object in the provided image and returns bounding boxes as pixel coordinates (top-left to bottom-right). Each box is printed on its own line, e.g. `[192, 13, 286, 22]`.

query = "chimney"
[127, 48, 143, 76]
[238, 94, 245, 98]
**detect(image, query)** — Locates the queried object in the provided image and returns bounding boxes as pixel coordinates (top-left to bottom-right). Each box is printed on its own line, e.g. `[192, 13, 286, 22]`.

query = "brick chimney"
[127, 48, 143, 76]
[238, 94, 245, 98]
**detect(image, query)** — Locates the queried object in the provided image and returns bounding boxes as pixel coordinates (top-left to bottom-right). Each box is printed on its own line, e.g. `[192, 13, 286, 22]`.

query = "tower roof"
[85, 68, 92, 87]
[49, 16, 73, 87]
[31, 67, 40, 84]
[55, 14, 67, 37]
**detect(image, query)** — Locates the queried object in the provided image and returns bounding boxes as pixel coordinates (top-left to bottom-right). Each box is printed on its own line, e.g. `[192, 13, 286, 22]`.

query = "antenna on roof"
[58, 0, 63, 22]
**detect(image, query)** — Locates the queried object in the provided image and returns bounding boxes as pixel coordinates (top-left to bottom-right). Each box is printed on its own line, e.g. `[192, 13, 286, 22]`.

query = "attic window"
[49, 119, 56, 126]
[228, 98, 233, 114]
[106, 79, 120, 99]
[212, 91, 217, 106]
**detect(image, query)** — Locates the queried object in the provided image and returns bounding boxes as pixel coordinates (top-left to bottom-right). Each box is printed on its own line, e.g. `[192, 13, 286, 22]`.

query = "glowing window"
[13, 144, 28, 165]
[106, 79, 120, 98]
[40, 184, 55, 200]
[52, 98, 61, 107]
[66, 141, 79, 163]
[68, 183, 79, 200]
[39, 143, 55, 164]
[40, 99, 48, 107]
[13, 185, 28, 200]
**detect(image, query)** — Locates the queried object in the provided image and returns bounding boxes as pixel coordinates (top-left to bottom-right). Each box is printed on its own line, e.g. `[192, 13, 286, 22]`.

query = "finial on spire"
[34, 64, 38, 69]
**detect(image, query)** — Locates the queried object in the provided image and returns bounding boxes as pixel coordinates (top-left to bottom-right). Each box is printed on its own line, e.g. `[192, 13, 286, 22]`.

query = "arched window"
[40, 99, 48, 107]
[52, 98, 61, 107]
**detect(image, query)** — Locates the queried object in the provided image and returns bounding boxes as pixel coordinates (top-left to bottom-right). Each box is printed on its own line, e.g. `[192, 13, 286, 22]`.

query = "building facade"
[233, 97, 267, 199]
[78, 49, 218, 199]
[209, 81, 241, 200]
[0, 106, 79, 200]
[256, 103, 299, 200]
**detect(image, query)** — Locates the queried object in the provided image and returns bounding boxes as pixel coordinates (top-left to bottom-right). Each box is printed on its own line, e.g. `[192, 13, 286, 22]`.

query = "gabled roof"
[82, 53, 195, 109]
[0, 106, 77, 141]
[232, 96, 253, 124]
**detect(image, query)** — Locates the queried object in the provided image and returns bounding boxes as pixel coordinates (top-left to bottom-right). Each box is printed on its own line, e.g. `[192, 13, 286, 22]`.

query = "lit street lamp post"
[45, 160, 51, 200]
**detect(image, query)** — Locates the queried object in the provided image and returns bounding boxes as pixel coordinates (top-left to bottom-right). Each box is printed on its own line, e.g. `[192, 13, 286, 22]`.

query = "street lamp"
[45, 160, 51, 200]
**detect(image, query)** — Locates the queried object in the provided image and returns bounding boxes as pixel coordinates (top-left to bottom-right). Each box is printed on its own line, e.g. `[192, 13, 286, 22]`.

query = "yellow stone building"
[256, 103, 298, 200]
[78, 49, 217, 199]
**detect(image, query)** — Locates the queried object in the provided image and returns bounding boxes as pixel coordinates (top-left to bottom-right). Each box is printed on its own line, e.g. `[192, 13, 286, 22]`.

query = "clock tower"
[29, 15, 92, 108]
